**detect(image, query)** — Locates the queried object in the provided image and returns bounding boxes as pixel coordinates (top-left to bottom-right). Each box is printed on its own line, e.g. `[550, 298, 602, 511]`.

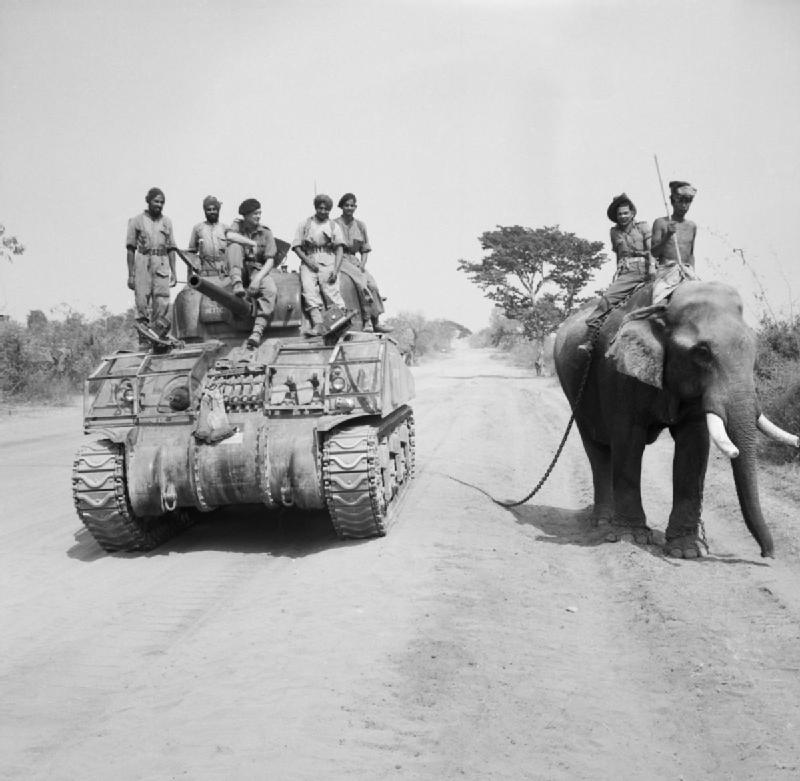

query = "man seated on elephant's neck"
[651, 181, 697, 269]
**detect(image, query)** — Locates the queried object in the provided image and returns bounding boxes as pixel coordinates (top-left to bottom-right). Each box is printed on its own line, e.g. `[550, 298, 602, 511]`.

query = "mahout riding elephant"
[554, 280, 798, 558]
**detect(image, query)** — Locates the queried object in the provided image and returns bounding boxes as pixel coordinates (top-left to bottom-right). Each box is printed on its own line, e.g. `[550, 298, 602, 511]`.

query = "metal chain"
[497, 283, 646, 509]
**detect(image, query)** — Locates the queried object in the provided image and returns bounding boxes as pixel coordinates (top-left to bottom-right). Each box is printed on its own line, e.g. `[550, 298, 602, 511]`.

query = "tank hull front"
[125, 415, 325, 517]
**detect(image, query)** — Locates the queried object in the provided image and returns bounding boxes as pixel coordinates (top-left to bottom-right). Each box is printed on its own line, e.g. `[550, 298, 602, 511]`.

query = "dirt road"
[2, 342, 800, 780]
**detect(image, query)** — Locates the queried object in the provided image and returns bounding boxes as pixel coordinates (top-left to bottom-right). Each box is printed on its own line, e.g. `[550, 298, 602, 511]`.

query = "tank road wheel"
[72, 440, 195, 553]
[322, 407, 415, 540]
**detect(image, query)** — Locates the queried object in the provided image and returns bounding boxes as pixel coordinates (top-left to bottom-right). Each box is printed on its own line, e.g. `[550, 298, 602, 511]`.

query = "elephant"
[554, 279, 798, 558]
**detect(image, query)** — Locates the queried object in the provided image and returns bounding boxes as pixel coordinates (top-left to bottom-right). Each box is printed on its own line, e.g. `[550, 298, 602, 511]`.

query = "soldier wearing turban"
[292, 194, 347, 335]
[188, 195, 228, 277]
[125, 187, 177, 346]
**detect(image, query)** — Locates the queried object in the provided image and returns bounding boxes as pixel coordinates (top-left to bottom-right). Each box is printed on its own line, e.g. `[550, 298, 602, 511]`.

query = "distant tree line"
[0, 307, 469, 403]
[0, 309, 137, 402]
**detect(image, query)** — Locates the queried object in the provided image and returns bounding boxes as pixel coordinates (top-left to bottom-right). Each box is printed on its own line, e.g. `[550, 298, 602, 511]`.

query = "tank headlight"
[115, 380, 135, 407]
[168, 385, 191, 411]
[329, 370, 348, 393]
[334, 397, 356, 413]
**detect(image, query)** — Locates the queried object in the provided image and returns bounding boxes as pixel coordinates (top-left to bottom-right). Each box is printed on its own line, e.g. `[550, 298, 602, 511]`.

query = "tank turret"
[71, 249, 415, 552]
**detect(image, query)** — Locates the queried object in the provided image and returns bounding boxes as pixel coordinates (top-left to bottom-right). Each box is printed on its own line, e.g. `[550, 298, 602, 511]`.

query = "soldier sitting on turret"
[225, 198, 279, 349]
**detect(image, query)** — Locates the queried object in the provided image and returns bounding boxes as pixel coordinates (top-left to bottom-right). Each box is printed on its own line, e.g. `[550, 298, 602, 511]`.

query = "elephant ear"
[606, 318, 664, 388]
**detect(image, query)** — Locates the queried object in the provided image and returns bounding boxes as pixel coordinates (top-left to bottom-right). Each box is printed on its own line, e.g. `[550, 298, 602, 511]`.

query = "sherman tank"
[71, 253, 415, 552]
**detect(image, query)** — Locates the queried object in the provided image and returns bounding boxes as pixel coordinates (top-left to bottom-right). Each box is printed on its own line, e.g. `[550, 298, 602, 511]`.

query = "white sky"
[1, 0, 799, 330]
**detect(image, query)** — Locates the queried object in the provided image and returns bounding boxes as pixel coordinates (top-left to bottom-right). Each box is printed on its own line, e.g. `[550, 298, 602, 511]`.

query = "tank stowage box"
[72, 268, 415, 552]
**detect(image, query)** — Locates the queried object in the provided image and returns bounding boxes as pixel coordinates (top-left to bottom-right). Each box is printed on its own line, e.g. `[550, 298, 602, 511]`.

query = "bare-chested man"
[650, 181, 698, 304]
[651, 181, 697, 267]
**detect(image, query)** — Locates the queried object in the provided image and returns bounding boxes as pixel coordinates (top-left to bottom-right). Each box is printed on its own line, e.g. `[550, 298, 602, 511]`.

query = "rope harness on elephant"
[496, 282, 648, 509]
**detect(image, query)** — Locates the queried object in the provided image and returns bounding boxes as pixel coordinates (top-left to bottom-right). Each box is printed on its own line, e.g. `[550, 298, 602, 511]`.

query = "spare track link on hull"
[323, 407, 415, 539]
[72, 440, 193, 553]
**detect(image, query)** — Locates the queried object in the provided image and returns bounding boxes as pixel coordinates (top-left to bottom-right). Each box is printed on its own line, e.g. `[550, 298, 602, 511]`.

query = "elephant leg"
[608, 423, 654, 543]
[576, 425, 613, 525]
[665, 419, 710, 558]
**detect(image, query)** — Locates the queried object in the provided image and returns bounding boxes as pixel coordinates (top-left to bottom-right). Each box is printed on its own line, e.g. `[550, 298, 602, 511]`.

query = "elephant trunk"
[723, 400, 774, 558]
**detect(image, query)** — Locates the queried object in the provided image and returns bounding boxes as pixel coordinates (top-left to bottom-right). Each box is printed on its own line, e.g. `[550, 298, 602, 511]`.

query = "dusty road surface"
[2, 341, 800, 780]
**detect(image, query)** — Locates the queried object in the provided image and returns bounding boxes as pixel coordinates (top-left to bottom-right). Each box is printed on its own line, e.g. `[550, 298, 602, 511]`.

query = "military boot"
[246, 324, 264, 350]
[370, 317, 393, 334]
[304, 308, 324, 337]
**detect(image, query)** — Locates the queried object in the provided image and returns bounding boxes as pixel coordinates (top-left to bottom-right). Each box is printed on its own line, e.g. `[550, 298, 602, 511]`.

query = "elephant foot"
[596, 518, 656, 545]
[664, 535, 709, 559]
[590, 505, 614, 528]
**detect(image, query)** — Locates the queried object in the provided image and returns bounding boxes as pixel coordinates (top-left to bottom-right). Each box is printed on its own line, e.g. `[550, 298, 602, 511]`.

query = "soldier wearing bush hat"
[577, 192, 653, 352]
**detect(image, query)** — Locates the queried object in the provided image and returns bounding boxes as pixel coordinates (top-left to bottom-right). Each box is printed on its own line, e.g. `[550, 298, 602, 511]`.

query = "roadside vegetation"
[0, 308, 137, 403]
[755, 315, 800, 463]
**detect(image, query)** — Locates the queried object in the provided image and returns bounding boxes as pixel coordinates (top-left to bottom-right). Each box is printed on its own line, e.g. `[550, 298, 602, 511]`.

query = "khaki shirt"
[126, 211, 175, 253]
[334, 216, 371, 254]
[292, 217, 345, 252]
[609, 221, 650, 262]
[228, 217, 277, 268]
[189, 220, 229, 272]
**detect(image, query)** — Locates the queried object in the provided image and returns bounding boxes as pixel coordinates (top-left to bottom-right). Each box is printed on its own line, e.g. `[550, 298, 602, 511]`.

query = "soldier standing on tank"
[577, 193, 653, 352]
[188, 195, 228, 277]
[225, 198, 279, 349]
[126, 187, 177, 343]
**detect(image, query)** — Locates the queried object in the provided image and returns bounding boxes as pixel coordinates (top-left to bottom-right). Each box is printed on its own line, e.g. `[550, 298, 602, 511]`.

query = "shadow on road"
[510, 504, 767, 566]
[67, 505, 367, 562]
[508, 503, 668, 558]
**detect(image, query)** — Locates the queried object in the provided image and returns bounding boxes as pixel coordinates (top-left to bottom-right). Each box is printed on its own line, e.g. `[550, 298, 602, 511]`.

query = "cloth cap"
[145, 187, 165, 203]
[202, 195, 221, 209]
[669, 181, 697, 198]
[238, 198, 261, 216]
[606, 193, 636, 222]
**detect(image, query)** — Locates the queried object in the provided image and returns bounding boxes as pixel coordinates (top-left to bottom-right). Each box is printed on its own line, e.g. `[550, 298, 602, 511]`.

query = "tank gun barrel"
[188, 273, 252, 318]
[170, 246, 252, 318]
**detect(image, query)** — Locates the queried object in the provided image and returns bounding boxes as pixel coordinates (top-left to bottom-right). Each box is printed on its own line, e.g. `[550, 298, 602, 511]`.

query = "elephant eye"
[692, 342, 713, 362]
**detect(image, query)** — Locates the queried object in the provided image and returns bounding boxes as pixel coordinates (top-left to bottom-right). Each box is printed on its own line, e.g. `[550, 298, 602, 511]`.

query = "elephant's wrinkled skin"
[554, 280, 773, 558]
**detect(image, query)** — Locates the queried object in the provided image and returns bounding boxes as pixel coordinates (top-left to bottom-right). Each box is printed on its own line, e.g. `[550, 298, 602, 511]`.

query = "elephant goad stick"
[653, 154, 688, 276]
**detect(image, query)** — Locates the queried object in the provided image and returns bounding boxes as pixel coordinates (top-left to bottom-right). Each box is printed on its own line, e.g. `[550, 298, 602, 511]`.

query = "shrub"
[755, 316, 800, 463]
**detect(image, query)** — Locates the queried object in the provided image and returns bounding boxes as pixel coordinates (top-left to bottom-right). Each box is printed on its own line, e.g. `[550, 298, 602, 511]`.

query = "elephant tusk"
[706, 413, 740, 459]
[757, 414, 800, 448]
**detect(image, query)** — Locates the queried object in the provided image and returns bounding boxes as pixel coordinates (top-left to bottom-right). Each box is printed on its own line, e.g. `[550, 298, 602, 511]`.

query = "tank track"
[72, 440, 194, 553]
[322, 406, 415, 539]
